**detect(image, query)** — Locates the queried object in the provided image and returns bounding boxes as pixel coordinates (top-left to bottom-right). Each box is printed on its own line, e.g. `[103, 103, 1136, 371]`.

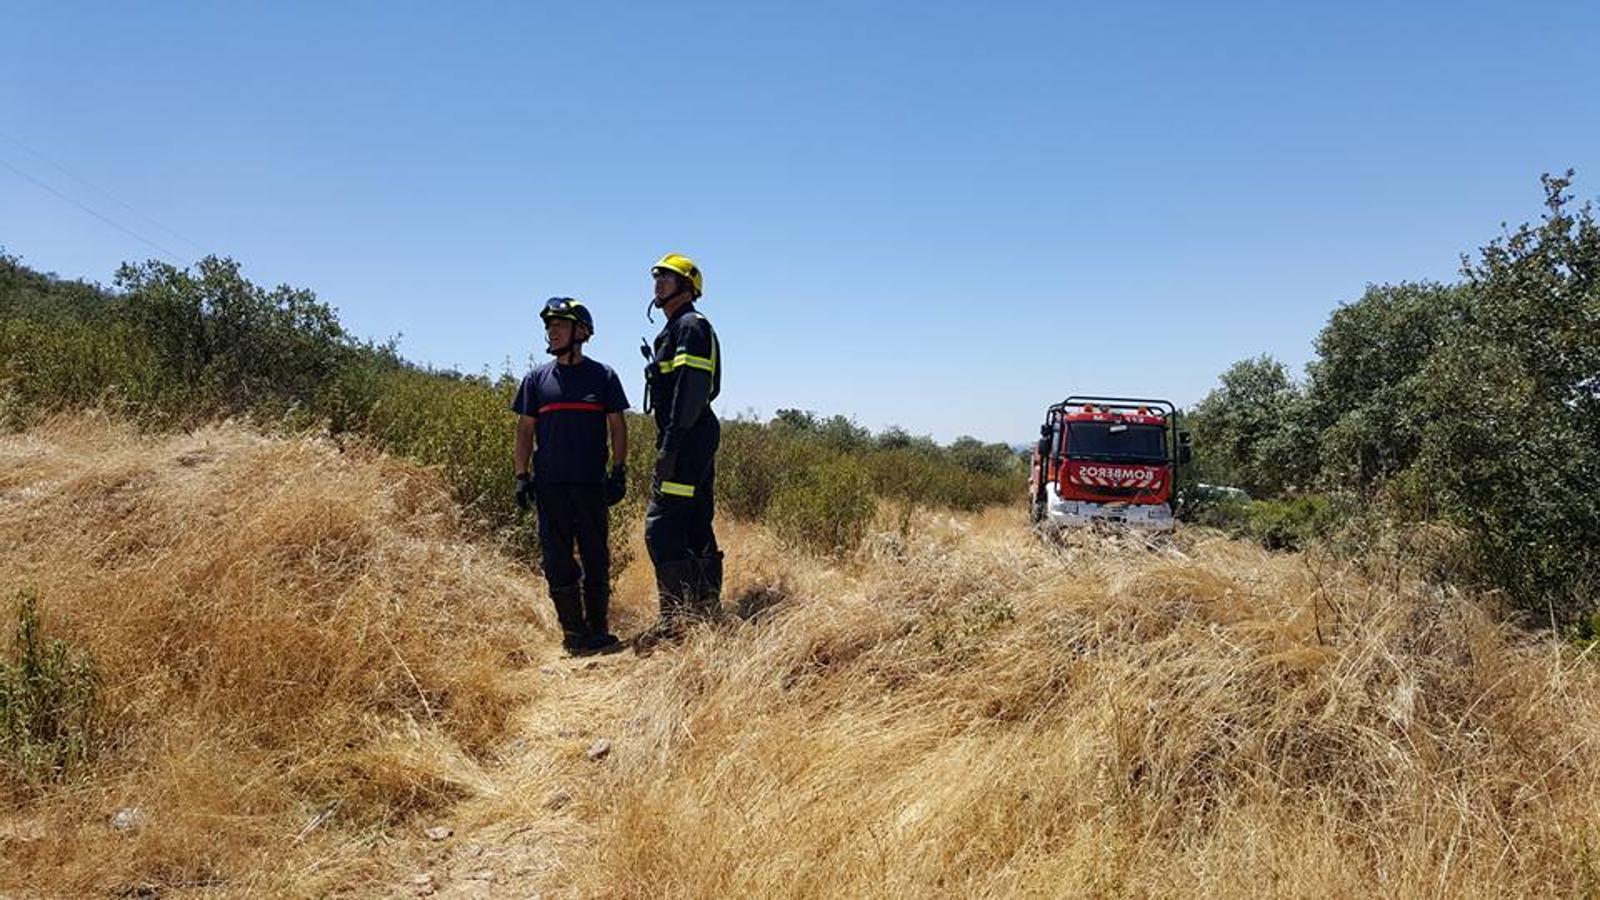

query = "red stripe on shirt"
[536, 401, 607, 414]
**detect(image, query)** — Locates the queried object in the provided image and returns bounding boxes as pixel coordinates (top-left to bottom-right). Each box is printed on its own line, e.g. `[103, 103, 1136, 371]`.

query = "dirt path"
[390, 647, 642, 899]
[382, 523, 763, 898]
[379, 515, 1000, 897]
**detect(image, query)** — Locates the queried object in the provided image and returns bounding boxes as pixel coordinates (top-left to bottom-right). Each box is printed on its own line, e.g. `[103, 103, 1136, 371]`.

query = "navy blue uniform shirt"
[511, 358, 630, 484]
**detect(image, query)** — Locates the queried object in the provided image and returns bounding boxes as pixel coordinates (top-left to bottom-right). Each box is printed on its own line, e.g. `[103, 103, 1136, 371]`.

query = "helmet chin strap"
[545, 328, 585, 362]
[648, 287, 690, 323]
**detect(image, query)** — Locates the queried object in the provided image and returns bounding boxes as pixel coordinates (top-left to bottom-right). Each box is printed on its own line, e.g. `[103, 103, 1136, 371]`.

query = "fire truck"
[1029, 396, 1191, 532]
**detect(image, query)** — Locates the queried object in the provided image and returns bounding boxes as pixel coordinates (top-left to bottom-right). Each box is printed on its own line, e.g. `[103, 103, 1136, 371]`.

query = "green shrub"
[1240, 496, 1343, 551]
[0, 253, 367, 425]
[1187, 495, 1254, 531]
[115, 257, 355, 416]
[0, 591, 100, 786]
[367, 371, 511, 504]
[0, 317, 165, 416]
[1190, 494, 1344, 552]
[767, 456, 876, 557]
[718, 418, 826, 520]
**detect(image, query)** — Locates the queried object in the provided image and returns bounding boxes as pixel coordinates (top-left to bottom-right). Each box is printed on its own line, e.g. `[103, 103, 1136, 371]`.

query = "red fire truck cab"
[1029, 396, 1192, 532]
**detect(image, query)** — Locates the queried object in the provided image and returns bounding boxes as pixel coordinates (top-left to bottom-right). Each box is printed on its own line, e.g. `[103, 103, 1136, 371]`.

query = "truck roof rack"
[1049, 396, 1175, 417]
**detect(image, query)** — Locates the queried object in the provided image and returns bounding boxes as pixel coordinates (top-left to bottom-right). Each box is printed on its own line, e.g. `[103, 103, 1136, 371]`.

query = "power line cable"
[0, 131, 212, 257]
[0, 155, 193, 267]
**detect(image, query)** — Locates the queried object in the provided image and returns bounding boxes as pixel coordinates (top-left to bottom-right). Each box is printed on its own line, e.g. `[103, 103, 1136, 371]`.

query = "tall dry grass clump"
[574, 511, 1600, 897]
[0, 415, 548, 895]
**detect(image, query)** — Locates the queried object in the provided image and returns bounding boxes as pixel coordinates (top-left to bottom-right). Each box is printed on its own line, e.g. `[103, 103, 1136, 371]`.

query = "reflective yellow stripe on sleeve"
[659, 481, 696, 498]
[658, 352, 716, 374]
[681, 353, 716, 373]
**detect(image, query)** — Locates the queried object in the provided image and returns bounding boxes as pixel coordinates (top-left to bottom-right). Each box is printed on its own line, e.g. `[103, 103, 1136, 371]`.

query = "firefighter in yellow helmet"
[635, 253, 722, 652]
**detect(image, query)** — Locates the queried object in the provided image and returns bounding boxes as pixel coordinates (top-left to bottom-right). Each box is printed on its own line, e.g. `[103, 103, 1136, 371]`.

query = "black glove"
[514, 473, 537, 511]
[604, 464, 627, 506]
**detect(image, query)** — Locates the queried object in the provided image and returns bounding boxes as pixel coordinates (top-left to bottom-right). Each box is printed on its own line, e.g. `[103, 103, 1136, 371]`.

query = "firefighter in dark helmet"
[636, 253, 722, 651]
[511, 297, 631, 656]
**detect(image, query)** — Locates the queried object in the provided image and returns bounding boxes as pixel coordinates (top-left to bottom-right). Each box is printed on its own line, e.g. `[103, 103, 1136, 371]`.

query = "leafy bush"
[1188, 494, 1347, 552]
[0, 591, 99, 786]
[767, 456, 876, 557]
[1238, 496, 1344, 552]
[719, 415, 1019, 551]
[114, 258, 355, 416]
[0, 253, 370, 426]
[866, 447, 1017, 513]
[717, 418, 827, 520]
[1185, 494, 1253, 530]
[0, 317, 161, 418]
[363, 369, 518, 523]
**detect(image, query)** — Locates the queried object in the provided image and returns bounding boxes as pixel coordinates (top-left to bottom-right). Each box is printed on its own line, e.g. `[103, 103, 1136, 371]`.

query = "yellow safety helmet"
[651, 253, 704, 297]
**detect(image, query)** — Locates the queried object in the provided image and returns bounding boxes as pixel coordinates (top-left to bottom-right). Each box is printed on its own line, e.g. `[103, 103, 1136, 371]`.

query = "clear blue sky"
[4, 1, 1597, 442]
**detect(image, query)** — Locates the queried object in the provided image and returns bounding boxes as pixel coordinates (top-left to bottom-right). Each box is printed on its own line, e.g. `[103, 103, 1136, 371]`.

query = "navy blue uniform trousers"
[536, 483, 609, 600]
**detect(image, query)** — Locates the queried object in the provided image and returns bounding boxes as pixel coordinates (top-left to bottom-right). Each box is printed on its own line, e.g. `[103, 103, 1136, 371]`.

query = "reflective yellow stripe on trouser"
[660, 481, 696, 498]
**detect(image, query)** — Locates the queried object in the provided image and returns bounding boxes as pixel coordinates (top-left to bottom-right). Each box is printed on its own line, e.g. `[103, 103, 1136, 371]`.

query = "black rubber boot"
[548, 583, 591, 655]
[633, 559, 699, 655]
[581, 582, 622, 655]
[695, 550, 724, 621]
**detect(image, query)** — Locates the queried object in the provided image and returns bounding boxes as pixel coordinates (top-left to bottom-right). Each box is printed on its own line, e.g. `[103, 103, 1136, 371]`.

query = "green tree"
[1305, 281, 1467, 487]
[1404, 172, 1600, 616]
[1187, 355, 1313, 495]
[816, 414, 872, 452]
[772, 408, 818, 432]
[948, 435, 1021, 477]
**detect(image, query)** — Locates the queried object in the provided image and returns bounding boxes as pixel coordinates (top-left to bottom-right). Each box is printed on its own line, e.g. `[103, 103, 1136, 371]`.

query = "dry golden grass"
[6, 419, 1600, 898]
[565, 508, 1600, 898]
[0, 415, 549, 896]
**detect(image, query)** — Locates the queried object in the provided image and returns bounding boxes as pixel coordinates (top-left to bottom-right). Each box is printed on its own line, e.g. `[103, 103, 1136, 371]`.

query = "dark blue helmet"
[540, 296, 595, 335]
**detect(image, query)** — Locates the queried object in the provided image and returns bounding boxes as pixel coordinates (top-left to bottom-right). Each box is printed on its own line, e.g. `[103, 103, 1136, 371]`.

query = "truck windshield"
[1066, 422, 1168, 462]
